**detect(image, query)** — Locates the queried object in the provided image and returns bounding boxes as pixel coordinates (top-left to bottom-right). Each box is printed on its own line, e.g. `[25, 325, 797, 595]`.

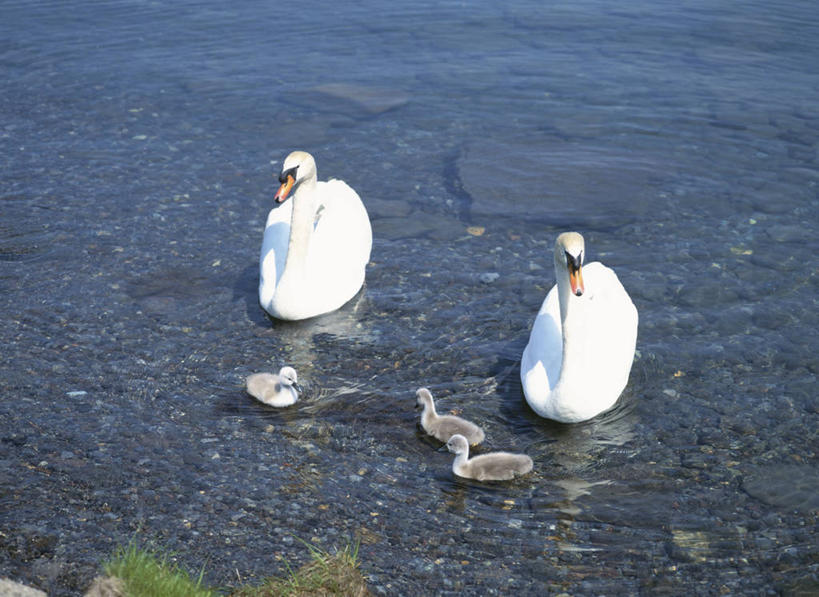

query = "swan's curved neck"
[280, 177, 318, 284]
[453, 449, 469, 471]
[555, 268, 586, 390]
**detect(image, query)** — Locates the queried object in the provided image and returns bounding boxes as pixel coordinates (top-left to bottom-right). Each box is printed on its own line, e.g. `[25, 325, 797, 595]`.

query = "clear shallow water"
[1, 0, 817, 594]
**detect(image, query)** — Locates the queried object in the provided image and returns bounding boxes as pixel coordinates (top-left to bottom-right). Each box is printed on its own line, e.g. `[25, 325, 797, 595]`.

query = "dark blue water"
[2, 1, 817, 594]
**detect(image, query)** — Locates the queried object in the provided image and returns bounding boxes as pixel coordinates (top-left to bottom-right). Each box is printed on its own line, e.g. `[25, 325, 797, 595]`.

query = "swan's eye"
[565, 250, 581, 271]
[278, 165, 298, 184]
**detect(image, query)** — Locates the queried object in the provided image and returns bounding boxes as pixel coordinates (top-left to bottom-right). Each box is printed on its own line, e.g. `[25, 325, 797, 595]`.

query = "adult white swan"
[520, 232, 638, 423]
[259, 151, 372, 320]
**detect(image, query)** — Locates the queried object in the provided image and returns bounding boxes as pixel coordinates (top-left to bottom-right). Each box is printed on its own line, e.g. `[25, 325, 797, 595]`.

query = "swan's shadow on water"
[233, 262, 376, 390]
[234, 262, 270, 329]
[477, 349, 649, 543]
[489, 346, 641, 480]
[234, 261, 374, 338]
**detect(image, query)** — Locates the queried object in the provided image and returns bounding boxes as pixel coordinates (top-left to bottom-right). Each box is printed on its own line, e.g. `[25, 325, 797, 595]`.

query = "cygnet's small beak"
[274, 174, 295, 203]
[292, 381, 303, 394]
[437, 444, 450, 453]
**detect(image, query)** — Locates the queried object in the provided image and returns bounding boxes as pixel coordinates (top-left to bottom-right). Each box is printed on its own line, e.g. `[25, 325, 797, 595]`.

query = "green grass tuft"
[230, 537, 369, 597]
[102, 541, 216, 597]
[98, 536, 368, 597]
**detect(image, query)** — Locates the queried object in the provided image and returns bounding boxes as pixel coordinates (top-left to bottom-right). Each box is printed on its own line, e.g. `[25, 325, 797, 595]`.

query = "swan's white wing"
[314, 179, 372, 259]
[583, 262, 638, 393]
[307, 179, 372, 294]
[521, 284, 562, 403]
[259, 199, 294, 308]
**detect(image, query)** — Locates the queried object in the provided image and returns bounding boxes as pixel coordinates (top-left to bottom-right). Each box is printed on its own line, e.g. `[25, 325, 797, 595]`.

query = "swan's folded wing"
[584, 262, 638, 387]
[259, 202, 294, 300]
[311, 179, 373, 271]
[521, 285, 562, 392]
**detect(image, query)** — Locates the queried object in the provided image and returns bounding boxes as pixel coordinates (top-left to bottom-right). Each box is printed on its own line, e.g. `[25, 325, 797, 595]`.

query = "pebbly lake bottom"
[1, 203, 817, 595]
[1, 0, 818, 592]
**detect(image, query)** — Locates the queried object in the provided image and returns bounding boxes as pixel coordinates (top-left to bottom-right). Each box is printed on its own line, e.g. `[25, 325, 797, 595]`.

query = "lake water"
[1, 0, 817, 594]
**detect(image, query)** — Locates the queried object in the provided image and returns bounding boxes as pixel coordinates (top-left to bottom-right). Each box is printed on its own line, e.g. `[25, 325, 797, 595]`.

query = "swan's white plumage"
[521, 232, 638, 423]
[259, 151, 372, 321]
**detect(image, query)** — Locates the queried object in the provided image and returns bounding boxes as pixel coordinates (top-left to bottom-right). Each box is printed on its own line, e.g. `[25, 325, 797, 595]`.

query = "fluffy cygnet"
[444, 434, 533, 481]
[416, 388, 485, 445]
[246, 366, 301, 407]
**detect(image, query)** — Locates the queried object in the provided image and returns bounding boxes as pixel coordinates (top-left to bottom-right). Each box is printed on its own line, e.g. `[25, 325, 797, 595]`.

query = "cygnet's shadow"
[213, 382, 310, 429]
[413, 424, 491, 455]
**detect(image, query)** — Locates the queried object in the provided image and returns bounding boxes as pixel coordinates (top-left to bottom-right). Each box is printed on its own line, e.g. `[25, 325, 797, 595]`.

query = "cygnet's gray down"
[444, 434, 533, 481]
[416, 387, 485, 445]
[246, 366, 301, 407]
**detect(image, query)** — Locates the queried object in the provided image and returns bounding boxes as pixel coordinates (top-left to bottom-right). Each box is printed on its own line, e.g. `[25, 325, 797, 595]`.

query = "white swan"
[415, 388, 485, 445]
[443, 434, 533, 481]
[246, 366, 302, 407]
[521, 232, 638, 423]
[259, 151, 372, 320]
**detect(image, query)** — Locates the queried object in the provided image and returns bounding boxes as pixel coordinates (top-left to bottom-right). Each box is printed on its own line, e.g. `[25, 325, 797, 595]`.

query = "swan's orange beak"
[274, 174, 295, 203]
[569, 265, 584, 296]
